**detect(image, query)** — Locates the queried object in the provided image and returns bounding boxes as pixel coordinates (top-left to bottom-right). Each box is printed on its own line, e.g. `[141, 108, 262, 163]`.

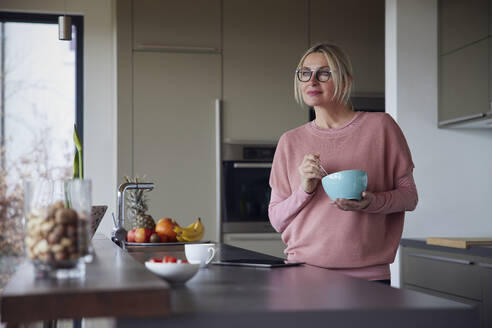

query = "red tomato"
[150, 258, 162, 263]
[163, 256, 177, 263]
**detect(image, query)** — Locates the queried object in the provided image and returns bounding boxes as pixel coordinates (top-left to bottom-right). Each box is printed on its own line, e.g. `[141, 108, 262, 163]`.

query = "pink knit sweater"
[269, 112, 418, 280]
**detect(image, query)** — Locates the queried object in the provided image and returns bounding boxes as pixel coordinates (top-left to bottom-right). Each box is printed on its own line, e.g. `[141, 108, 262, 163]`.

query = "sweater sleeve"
[362, 172, 418, 214]
[269, 187, 314, 232]
[362, 114, 418, 214]
[268, 134, 314, 232]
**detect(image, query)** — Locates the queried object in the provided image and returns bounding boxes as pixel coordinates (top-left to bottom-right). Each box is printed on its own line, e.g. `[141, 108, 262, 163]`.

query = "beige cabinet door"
[439, 38, 489, 123]
[133, 52, 221, 241]
[310, 0, 385, 95]
[132, 0, 221, 50]
[222, 0, 309, 142]
[439, 0, 488, 55]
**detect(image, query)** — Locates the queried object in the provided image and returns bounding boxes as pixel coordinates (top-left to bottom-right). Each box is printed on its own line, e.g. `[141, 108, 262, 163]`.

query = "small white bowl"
[145, 261, 200, 284]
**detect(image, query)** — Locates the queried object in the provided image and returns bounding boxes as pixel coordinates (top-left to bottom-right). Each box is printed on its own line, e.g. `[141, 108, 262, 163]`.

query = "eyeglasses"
[296, 68, 332, 82]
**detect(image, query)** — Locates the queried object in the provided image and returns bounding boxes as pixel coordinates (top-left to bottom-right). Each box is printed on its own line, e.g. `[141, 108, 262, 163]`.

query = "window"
[0, 12, 83, 291]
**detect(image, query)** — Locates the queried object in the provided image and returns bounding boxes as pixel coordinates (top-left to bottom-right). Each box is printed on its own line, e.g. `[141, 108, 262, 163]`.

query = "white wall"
[386, 0, 492, 287]
[0, 0, 118, 237]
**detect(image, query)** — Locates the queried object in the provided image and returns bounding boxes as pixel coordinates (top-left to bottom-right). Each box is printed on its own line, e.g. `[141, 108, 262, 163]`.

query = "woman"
[269, 43, 418, 284]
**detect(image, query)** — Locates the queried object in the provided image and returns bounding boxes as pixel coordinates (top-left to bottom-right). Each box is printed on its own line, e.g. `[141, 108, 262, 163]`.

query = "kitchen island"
[1, 235, 479, 327]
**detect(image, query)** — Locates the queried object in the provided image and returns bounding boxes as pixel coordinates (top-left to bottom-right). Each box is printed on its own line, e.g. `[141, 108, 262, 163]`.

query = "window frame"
[0, 11, 84, 146]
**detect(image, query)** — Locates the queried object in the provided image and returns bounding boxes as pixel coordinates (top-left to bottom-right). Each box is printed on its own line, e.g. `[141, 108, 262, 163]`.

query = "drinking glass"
[24, 179, 92, 278]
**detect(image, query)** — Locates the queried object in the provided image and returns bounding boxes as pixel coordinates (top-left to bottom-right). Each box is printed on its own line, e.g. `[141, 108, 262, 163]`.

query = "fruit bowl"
[144, 261, 200, 284]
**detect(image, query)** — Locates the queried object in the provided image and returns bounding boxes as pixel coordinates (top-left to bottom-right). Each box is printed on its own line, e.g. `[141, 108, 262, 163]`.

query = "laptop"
[212, 258, 304, 268]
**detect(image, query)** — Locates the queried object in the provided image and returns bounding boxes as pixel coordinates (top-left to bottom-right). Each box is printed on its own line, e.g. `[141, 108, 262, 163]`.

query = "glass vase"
[23, 179, 92, 279]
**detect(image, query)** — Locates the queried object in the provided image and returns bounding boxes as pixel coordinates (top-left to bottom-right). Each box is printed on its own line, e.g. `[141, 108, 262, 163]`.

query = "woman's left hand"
[334, 191, 374, 211]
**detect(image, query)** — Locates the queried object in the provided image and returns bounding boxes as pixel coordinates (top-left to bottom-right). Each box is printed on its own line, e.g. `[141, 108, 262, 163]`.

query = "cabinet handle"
[233, 163, 272, 168]
[438, 113, 486, 127]
[407, 253, 473, 265]
[478, 262, 492, 269]
[135, 44, 220, 53]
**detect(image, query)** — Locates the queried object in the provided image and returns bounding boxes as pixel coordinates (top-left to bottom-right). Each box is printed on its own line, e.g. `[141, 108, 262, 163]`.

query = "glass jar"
[23, 179, 92, 278]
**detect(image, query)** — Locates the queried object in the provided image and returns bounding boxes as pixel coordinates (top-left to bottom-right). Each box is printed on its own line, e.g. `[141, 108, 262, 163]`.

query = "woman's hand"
[298, 154, 325, 194]
[334, 191, 374, 211]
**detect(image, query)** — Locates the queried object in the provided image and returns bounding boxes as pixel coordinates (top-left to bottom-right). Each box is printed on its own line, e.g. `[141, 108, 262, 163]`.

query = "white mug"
[185, 243, 216, 268]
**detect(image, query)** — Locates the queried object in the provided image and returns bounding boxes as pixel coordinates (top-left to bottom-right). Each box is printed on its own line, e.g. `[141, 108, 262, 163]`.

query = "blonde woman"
[268, 43, 418, 285]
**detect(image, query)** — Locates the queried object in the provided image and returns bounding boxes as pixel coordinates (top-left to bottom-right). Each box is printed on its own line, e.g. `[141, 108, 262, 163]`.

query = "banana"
[174, 218, 204, 242]
[174, 219, 199, 232]
[180, 227, 202, 239]
[192, 218, 203, 231]
[180, 228, 204, 242]
[173, 226, 189, 234]
[181, 233, 203, 242]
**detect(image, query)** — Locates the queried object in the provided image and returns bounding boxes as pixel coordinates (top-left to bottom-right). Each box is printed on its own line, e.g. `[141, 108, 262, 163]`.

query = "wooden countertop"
[1, 236, 479, 327]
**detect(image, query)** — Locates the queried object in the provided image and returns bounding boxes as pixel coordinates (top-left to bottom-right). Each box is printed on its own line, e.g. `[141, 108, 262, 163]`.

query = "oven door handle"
[233, 163, 272, 168]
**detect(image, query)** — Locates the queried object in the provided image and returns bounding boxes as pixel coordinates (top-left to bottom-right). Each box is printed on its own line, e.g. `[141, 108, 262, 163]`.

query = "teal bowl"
[321, 170, 368, 200]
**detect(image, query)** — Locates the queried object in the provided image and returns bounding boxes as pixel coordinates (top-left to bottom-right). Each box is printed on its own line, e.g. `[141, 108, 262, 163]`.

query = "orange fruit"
[156, 218, 179, 242]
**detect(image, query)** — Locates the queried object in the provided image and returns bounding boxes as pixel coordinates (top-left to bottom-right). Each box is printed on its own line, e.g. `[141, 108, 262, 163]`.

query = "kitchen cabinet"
[402, 249, 481, 300]
[438, 0, 492, 128]
[480, 262, 492, 326]
[132, 0, 221, 50]
[122, 0, 386, 151]
[310, 0, 385, 95]
[223, 233, 286, 258]
[400, 239, 492, 327]
[439, 39, 489, 123]
[439, 0, 488, 55]
[222, 0, 309, 141]
[133, 52, 220, 242]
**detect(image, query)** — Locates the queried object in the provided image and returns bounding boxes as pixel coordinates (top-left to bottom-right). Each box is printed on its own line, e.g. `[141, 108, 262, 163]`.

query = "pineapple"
[125, 176, 156, 231]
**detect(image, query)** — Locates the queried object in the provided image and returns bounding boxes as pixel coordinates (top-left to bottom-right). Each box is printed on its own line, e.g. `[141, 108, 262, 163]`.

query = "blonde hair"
[294, 43, 353, 106]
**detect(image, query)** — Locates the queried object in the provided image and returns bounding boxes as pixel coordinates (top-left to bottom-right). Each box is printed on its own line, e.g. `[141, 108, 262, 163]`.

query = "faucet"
[112, 182, 155, 245]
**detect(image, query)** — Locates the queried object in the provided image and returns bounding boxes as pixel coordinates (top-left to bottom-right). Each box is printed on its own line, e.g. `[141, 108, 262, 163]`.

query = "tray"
[124, 240, 211, 247]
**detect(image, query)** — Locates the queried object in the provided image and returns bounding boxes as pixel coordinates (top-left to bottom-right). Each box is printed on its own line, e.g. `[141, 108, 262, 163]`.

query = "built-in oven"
[221, 142, 276, 233]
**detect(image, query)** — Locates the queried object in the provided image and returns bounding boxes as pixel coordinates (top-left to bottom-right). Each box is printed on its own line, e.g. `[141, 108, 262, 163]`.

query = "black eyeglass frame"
[296, 69, 332, 82]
